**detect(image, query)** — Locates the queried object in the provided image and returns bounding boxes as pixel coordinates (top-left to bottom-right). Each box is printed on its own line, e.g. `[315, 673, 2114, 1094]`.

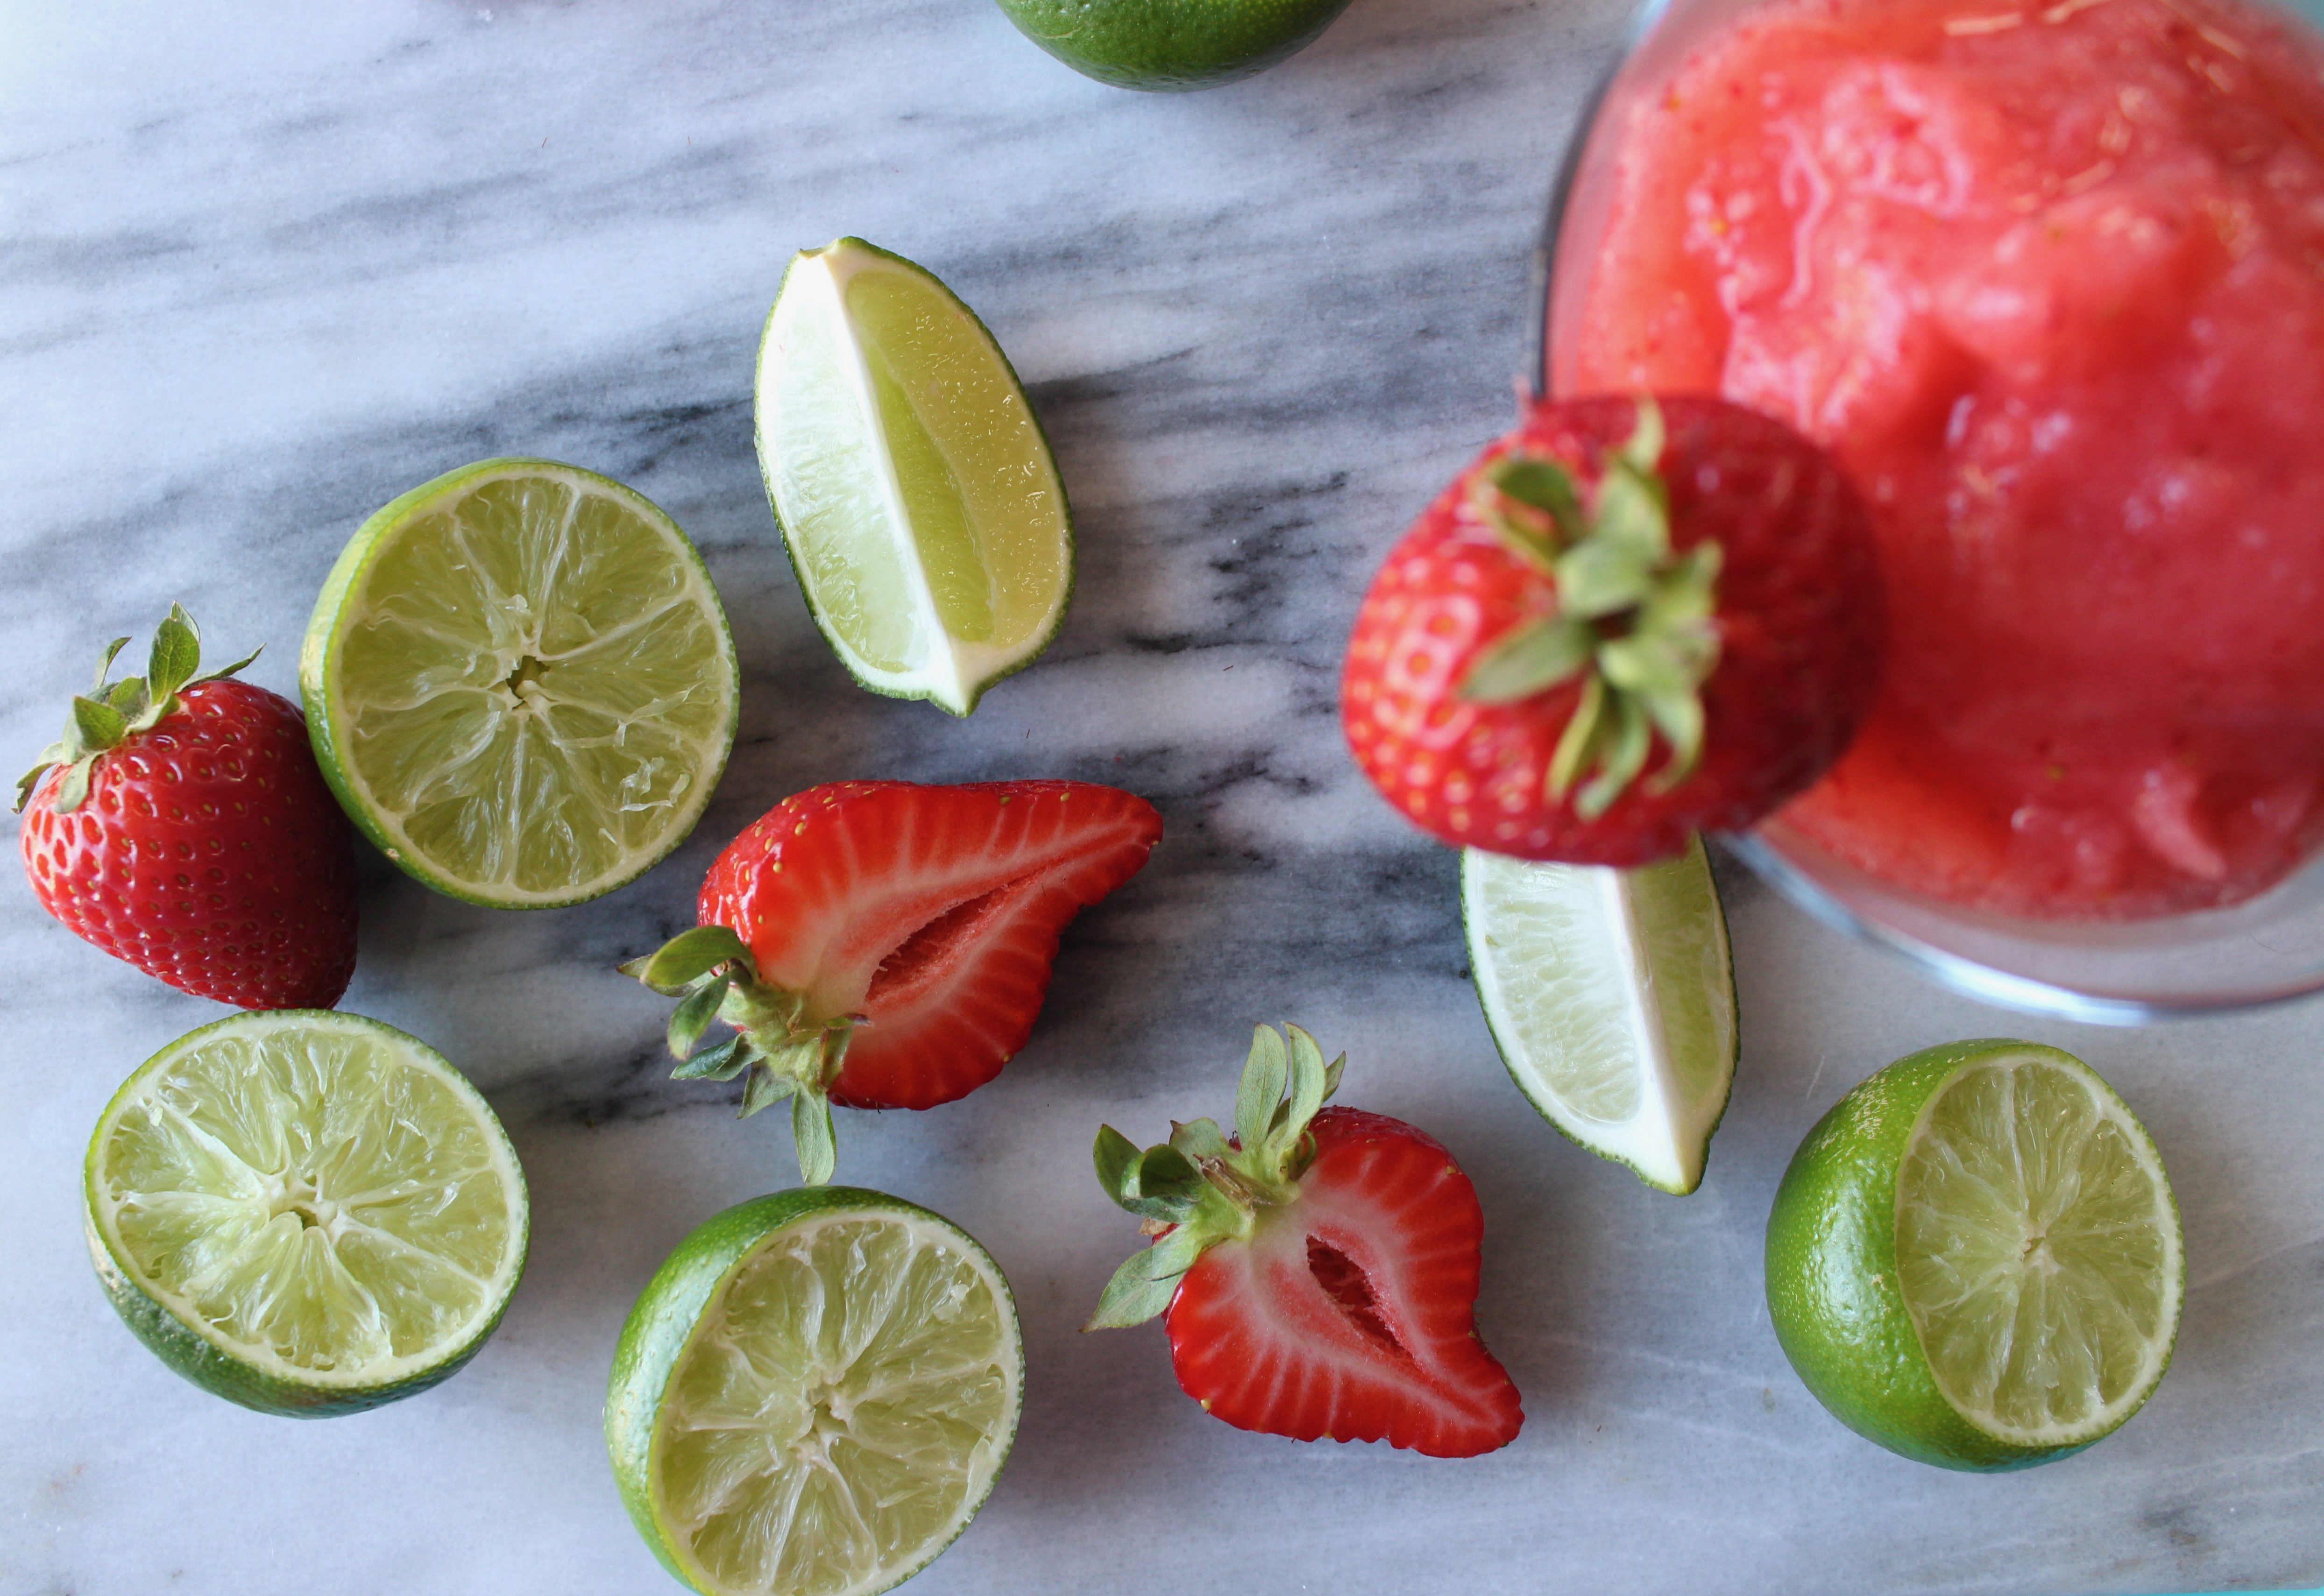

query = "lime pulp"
[607, 1188, 1023, 1596]
[302, 458, 739, 908]
[756, 238, 1071, 717]
[84, 1010, 529, 1416]
[1766, 1039, 2183, 1470]
[1463, 835, 1737, 1193]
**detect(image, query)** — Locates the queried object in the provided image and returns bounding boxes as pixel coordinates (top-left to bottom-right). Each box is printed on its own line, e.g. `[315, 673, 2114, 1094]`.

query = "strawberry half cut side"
[1089, 1025, 1523, 1458]
[624, 779, 1162, 1183]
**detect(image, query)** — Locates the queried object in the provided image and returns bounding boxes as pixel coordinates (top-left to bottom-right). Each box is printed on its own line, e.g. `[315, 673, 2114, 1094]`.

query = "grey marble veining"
[2, 3, 2319, 1594]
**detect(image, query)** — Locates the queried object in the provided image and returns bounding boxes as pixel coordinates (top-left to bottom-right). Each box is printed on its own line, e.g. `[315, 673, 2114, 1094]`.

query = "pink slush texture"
[1569, 0, 2324, 918]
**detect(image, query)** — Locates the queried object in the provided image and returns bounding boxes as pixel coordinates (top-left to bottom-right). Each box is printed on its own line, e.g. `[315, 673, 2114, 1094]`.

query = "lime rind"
[84, 1010, 530, 1417]
[607, 1188, 1023, 1596]
[1463, 836, 1738, 1194]
[994, 0, 1358, 92]
[302, 457, 740, 910]
[755, 237, 1073, 718]
[1765, 1038, 2183, 1471]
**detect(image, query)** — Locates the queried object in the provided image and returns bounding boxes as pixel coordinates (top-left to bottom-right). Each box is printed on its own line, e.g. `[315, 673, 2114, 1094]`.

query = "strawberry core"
[1307, 1236, 1409, 1361]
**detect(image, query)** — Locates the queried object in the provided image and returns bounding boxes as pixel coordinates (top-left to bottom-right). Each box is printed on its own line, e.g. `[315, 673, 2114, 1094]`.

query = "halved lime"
[1463, 836, 1737, 1194]
[1766, 1039, 2184, 1471]
[756, 237, 1071, 717]
[302, 458, 739, 908]
[608, 1188, 1022, 1596]
[84, 1010, 529, 1417]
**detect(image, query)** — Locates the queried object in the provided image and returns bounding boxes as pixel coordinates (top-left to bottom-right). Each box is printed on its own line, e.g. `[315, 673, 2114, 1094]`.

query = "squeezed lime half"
[302, 458, 739, 908]
[85, 1010, 529, 1416]
[756, 237, 1071, 717]
[1464, 836, 1737, 1193]
[1766, 1039, 2184, 1470]
[607, 1188, 1023, 1596]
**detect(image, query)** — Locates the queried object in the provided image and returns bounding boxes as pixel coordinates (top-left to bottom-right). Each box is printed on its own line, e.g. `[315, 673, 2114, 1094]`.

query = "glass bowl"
[1530, 0, 2324, 1024]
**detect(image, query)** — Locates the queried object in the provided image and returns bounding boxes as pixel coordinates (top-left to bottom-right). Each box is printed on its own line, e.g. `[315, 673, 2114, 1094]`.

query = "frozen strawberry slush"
[1566, 0, 2324, 918]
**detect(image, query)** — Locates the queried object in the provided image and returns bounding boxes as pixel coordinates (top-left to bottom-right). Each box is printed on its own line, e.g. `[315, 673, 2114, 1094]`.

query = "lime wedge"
[84, 1010, 529, 1416]
[302, 458, 739, 909]
[1767, 1039, 2184, 1470]
[756, 237, 1071, 716]
[1462, 836, 1737, 1194]
[608, 1188, 1023, 1596]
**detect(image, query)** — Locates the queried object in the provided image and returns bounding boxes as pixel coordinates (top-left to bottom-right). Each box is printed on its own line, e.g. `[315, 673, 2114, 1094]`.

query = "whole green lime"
[1765, 1038, 2182, 1471]
[607, 1187, 1023, 1596]
[993, 0, 1357, 92]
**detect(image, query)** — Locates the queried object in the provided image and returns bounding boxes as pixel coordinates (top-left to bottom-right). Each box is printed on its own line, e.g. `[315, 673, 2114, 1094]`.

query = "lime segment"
[84, 1010, 529, 1415]
[1766, 1038, 2183, 1470]
[302, 459, 739, 908]
[1463, 836, 1737, 1193]
[608, 1189, 1023, 1596]
[756, 238, 1071, 716]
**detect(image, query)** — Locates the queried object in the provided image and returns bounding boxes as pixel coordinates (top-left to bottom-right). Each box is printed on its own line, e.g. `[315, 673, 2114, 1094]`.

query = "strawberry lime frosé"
[1564, 0, 2324, 918]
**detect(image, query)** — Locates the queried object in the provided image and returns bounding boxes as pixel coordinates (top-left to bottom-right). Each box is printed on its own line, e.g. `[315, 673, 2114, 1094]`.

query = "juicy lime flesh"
[771, 282, 925, 675]
[329, 468, 733, 900]
[1466, 839, 1735, 1192]
[762, 241, 1069, 708]
[1899, 1056, 2180, 1444]
[844, 265, 1062, 650]
[90, 1017, 523, 1385]
[654, 1212, 1019, 1596]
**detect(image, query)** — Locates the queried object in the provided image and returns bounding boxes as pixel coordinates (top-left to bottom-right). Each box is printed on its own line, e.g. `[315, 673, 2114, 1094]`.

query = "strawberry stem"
[1085, 1024, 1347, 1331]
[1456, 396, 1723, 819]
[619, 926, 857, 1186]
[16, 604, 261, 815]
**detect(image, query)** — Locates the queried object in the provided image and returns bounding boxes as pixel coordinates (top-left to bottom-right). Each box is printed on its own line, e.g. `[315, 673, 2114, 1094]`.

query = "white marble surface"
[3, 3, 2320, 1593]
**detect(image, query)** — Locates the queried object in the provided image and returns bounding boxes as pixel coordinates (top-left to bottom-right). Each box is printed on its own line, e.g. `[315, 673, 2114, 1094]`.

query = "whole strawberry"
[1342, 395, 1884, 865]
[18, 607, 359, 1009]
[1089, 1025, 1523, 1458]
[624, 779, 1162, 1183]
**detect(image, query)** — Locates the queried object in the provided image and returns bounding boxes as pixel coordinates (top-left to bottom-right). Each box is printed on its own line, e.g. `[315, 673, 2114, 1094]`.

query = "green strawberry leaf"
[1234, 1024, 1289, 1154]
[671, 1033, 750, 1082]
[667, 971, 734, 1060]
[147, 609, 201, 702]
[791, 1091, 837, 1186]
[739, 1063, 794, 1118]
[1085, 1249, 1182, 1330]
[1460, 615, 1594, 704]
[621, 924, 755, 994]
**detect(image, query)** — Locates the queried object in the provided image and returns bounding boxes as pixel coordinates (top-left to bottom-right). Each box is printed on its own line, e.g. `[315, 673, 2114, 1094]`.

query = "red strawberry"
[624, 779, 1162, 1182]
[1342, 394, 1884, 866]
[1089, 1025, 1522, 1458]
[16, 607, 359, 1010]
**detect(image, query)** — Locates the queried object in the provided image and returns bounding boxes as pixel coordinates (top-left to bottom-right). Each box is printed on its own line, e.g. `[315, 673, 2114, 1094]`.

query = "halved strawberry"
[624, 779, 1162, 1182]
[1089, 1026, 1522, 1458]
